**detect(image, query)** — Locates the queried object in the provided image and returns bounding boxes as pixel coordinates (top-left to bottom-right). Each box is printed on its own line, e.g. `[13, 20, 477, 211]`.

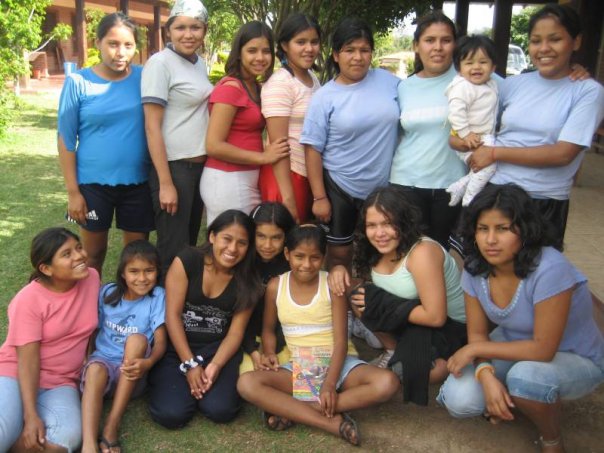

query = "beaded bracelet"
[474, 362, 495, 381]
[178, 355, 205, 375]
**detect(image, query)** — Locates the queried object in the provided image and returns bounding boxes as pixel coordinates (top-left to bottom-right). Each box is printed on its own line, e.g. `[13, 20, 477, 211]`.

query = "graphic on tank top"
[182, 302, 230, 336]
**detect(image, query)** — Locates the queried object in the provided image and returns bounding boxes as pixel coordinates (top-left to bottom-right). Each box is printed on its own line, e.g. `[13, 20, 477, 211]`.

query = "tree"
[509, 6, 538, 53]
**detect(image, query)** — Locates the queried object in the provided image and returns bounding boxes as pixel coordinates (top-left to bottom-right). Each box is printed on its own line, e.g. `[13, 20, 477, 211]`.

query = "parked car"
[507, 44, 528, 75]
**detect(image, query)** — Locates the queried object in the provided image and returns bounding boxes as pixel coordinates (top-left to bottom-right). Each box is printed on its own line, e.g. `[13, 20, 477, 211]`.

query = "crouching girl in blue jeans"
[437, 184, 604, 452]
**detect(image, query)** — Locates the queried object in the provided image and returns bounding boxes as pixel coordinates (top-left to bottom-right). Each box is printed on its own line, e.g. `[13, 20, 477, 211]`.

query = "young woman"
[438, 184, 604, 452]
[300, 17, 400, 270]
[201, 21, 290, 224]
[241, 202, 296, 373]
[80, 240, 166, 453]
[329, 185, 466, 385]
[389, 11, 464, 249]
[259, 13, 322, 223]
[58, 12, 153, 276]
[147, 210, 263, 427]
[466, 4, 604, 250]
[0, 228, 100, 452]
[238, 226, 399, 446]
[142, 0, 212, 277]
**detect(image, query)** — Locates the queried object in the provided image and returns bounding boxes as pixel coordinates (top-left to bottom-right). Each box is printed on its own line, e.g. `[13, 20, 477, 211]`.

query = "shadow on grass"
[15, 109, 57, 130]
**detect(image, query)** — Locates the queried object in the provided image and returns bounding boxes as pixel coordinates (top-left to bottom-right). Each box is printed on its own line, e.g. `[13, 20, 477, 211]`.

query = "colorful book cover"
[291, 346, 332, 402]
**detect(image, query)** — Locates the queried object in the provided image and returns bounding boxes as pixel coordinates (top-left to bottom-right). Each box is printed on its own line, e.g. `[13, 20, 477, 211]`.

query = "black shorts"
[78, 183, 155, 233]
[322, 171, 364, 246]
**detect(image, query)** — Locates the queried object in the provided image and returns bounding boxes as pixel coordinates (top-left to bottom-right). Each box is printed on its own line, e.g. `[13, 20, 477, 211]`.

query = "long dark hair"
[285, 224, 327, 255]
[198, 209, 262, 311]
[462, 184, 556, 278]
[29, 228, 81, 282]
[412, 10, 456, 75]
[103, 240, 161, 306]
[326, 17, 374, 76]
[355, 185, 424, 277]
[528, 3, 581, 39]
[96, 12, 137, 43]
[276, 13, 321, 76]
[250, 202, 295, 235]
[225, 21, 275, 82]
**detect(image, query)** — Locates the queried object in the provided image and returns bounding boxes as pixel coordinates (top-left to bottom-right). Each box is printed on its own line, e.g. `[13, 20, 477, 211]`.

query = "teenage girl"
[259, 13, 322, 223]
[238, 225, 399, 446]
[81, 240, 166, 453]
[240, 202, 295, 373]
[201, 21, 290, 224]
[148, 210, 263, 427]
[58, 13, 153, 276]
[0, 228, 99, 452]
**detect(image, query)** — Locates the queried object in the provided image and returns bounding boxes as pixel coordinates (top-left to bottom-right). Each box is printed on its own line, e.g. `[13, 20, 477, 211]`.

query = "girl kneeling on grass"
[81, 240, 166, 453]
[0, 228, 100, 452]
[238, 225, 399, 446]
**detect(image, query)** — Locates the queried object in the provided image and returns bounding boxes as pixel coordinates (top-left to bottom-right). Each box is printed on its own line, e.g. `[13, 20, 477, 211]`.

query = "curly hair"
[461, 184, 557, 278]
[355, 185, 424, 277]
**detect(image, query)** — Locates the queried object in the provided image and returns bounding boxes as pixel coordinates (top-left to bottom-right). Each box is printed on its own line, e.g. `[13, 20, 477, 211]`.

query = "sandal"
[339, 412, 361, 446]
[263, 411, 294, 431]
[535, 436, 563, 451]
[99, 436, 121, 453]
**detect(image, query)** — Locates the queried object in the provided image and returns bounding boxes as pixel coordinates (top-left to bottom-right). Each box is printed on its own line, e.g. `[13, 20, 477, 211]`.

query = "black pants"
[393, 185, 461, 249]
[148, 344, 242, 428]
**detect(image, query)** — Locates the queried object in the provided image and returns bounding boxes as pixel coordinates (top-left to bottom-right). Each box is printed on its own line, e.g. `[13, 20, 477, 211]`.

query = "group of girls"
[12, 0, 603, 451]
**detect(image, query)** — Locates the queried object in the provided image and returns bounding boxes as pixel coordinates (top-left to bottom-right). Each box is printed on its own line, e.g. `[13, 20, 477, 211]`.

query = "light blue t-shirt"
[91, 283, 166, 363]
[57, 66, 150, 185]
[462, 247, 604, 365]
[300, 69, 400, 199]
[491, 71, 604, 199]
[371, 238, 466, 323]
[390, 65, 466, 188]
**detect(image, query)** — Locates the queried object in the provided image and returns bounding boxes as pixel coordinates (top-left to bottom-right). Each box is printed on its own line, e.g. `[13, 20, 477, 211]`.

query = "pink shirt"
[0, 269, 100, 388]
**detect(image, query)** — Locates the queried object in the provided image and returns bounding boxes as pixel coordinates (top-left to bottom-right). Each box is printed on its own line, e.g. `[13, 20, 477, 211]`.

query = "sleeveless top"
[276, 271, 356, 354]
[371, 237, 466, 323]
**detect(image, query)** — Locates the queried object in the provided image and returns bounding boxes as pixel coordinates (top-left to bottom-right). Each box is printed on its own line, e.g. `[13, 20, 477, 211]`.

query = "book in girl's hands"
[291, 346, 332, 402]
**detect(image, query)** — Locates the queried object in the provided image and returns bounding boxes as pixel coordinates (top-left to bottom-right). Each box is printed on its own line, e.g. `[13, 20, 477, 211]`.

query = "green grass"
[0, 92, 355, 452]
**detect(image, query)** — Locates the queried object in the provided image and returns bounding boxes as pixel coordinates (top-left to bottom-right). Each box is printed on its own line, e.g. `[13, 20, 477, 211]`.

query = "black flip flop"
[339, 412, 361, 446]
[263, 411, 295, 431]
[99, 436, 121, 453]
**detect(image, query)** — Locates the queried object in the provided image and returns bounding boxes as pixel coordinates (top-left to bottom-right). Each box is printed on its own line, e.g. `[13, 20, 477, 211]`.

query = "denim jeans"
[0, 377, 82, 452]
[436, 328, 604, 418]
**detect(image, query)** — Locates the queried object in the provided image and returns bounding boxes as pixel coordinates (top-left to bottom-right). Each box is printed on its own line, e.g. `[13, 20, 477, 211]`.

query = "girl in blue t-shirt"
[438, 184, 604, 451]
[80, 240, 166, 453]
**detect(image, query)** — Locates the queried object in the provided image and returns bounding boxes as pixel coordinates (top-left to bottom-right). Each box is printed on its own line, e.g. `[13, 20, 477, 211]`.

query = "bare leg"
[121, 231, 148, 246]
[326, 244, 353, 273]
[512, 396, 564, 452]
[80, 229, 108, 277]
[81, 363, 109, 453]
[429, 358, 448, 384]
[335, 365, 399, 411]
[101, 335, 148, 452]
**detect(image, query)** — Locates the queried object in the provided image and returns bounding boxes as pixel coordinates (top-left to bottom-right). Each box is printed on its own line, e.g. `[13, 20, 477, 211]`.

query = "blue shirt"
[57, 66, 150, 185]
[300, 69, 400, 199]
[491, 71, 604, 199]
[91, 283, 166, 363]
[462, 247, 604, 365]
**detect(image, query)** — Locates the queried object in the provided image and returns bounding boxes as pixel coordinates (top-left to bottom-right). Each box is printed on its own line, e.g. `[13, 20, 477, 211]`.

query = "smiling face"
[209, 223, 250, 271]
[240, 36, 273, 80]
[284, 240, 324, 284]
[255, 223, 286, 262]
[122, 257, 158, 300]
[40, 237, 89, 291]
[414, 22, 455, 77]
[166, 15, 206, 56]
[459, 48, 495, 85]
[528, 16, 580, 80]
[281, 27, 320, 75]
[333, 37, 372, 85]
[475, 209, 522, 272]
[96, 24, 136, 77]
[365, 206, 400, 261]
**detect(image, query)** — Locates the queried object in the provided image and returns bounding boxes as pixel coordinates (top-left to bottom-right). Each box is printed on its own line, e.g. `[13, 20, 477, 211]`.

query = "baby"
[445, 35, 498, 206]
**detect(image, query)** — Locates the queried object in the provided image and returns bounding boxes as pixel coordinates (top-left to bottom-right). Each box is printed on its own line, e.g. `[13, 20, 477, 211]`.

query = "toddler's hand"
[462, 132, 482, 150]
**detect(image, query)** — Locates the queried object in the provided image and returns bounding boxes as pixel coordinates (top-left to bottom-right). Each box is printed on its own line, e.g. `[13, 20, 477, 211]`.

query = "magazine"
[291, 346, 332, 402]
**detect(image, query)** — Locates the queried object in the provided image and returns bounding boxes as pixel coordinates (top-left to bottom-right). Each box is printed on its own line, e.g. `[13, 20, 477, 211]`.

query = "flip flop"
[263, 411, 295, 431]
[99, 436, 121, 453]
[339, 412, 361, 446]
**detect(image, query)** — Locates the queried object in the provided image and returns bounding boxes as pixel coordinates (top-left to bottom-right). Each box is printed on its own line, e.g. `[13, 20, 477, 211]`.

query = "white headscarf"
[169, 0, 208, 24]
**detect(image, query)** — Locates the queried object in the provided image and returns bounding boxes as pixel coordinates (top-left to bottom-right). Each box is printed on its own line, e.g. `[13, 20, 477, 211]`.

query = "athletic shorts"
[322, 171, 365, 246]
[78, 183, 155, 233]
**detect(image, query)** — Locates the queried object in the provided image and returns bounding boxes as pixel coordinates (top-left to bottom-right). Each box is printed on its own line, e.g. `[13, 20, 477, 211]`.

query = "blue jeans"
[0, 376, 82, 452]
[436, 328, 604, 418]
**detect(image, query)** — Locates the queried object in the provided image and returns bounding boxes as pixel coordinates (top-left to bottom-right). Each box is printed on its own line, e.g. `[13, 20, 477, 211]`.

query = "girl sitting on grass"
[238, 225, 399, 446]
[80, 240, 166, 453]
[240, 202, 295, 373]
